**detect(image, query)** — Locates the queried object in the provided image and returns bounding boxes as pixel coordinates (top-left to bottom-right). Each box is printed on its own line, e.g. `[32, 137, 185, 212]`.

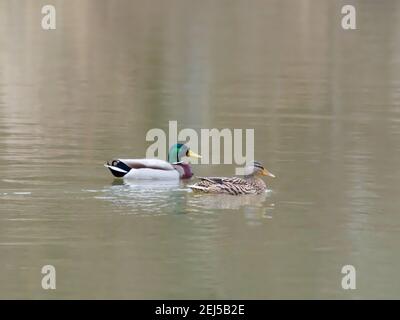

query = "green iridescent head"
[167, 144, 201, 164]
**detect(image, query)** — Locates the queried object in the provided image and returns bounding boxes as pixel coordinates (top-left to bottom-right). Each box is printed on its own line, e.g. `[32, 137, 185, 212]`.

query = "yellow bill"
[262, 168, 275, 178]
[187, 150, 202, 159]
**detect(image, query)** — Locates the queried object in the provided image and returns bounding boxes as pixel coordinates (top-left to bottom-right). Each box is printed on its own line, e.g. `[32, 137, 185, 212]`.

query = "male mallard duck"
[105, 144, 201, 180]
[189, 161, 275, 195]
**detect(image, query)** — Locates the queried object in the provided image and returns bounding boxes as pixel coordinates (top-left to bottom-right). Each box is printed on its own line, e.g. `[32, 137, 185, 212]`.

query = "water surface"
[1, 0, 400, 299]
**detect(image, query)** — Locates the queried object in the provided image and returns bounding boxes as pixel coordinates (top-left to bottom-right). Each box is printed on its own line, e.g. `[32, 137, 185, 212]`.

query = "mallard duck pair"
[105, 144, 275, 195]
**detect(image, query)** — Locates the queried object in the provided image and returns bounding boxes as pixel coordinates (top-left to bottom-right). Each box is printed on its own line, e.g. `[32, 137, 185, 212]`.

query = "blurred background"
[0, 0, 400, 298]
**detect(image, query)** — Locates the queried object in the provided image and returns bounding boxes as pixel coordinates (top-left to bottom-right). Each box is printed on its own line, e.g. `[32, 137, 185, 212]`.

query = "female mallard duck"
[105, 144, 201, 180]
[189, 161, 275, 195]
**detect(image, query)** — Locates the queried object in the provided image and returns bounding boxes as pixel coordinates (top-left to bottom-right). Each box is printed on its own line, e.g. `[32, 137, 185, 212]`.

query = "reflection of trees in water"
[2, 0, 400, 161]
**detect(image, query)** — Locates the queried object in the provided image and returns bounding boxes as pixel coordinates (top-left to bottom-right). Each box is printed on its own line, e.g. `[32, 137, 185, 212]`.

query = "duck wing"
[190, 176, 257, 195]
[196, 176, 248, 185]
[118, 159, 175, 171]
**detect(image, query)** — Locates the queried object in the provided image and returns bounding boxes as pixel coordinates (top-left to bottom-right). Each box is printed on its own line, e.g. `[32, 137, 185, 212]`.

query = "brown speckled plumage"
[189, 161, 274, 195]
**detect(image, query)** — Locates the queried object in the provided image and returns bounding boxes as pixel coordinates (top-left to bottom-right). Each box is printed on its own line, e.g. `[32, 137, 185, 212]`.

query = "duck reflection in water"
[187, 192, 270, 210]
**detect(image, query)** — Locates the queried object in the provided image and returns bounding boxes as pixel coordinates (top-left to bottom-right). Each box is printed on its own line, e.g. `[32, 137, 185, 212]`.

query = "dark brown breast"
[172, 163, 193, 179]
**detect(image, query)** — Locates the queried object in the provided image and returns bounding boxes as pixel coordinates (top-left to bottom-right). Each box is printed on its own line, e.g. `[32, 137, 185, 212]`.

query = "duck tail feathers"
[104, 160, 131, 178]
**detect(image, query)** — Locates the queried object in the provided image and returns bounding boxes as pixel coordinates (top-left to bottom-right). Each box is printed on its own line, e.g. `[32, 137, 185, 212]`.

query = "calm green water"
[1, 0, 400, 299]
